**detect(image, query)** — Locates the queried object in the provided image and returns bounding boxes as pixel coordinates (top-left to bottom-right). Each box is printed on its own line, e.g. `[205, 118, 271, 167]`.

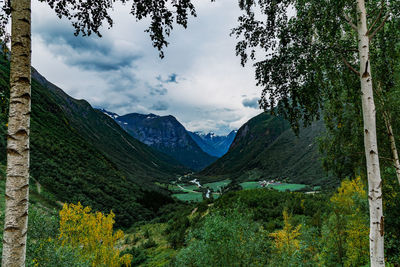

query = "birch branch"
[341, 56, 360, 76]
[367, 0, 384, 35]
[369, 14, 390, 40]
[343, 13, 358, 31]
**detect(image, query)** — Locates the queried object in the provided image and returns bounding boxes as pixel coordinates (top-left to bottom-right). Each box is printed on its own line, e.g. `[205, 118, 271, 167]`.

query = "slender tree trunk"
[2, 0, 32, 266]
[356, 1, 385, 266]
[375, 84, 400, 185]
[382, 111, 400, 185]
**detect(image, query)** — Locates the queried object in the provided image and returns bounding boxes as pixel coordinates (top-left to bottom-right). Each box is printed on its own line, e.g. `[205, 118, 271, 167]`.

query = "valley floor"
[169, 178, 316, 202]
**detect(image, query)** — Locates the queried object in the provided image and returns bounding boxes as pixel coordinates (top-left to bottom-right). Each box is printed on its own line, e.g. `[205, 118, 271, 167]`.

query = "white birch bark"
[356, 0, 385, 266]
[2, 0, 32, 266]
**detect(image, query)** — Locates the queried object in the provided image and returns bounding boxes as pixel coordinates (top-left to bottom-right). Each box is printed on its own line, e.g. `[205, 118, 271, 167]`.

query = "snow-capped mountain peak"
[100, 109, 120, 120]
[188, 130, 237, 158]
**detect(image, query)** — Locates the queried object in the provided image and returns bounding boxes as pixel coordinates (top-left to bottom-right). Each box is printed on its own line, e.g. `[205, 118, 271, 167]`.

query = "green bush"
[382, 167, 400, 264]
[174, 208, 270, 267]
[0, 205, 88, 266]
[28, 242, 89, 267]
[121, 247, 147, 267]
[141, 238, 157, 249]
[165, 216, 191, 249]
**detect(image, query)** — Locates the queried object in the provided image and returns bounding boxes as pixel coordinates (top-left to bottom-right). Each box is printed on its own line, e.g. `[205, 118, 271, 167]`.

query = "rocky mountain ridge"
[100, 110, 218, 171]
[188, 130, 237, 157]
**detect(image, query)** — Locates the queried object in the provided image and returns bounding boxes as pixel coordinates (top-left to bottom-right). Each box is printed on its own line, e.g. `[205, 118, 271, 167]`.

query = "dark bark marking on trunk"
[362, 61, 369, 78]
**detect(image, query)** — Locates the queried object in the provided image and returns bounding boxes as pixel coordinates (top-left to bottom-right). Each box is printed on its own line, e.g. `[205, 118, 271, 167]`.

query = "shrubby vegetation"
[58, 203, 132, 266]
[119, 176, 398, 267]
[0, 204, 87, 266]
[0, 203, 131, 266]
[0, 178, 391, 266]
[174, 209, 269, 266]
[268, 210, 303, 266]
[26, 207, 88, 267]
[319, 178, 369, 266]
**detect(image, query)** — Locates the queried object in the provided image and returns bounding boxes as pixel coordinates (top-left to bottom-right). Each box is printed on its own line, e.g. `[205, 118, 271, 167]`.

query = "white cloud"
[31, 0, 262, 135]
[242, 97, 260, 109]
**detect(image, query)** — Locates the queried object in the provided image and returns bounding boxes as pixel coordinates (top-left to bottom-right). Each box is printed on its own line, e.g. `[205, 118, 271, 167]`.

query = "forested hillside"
[0, 58, 185, 226]
[201, 113, 329, 186]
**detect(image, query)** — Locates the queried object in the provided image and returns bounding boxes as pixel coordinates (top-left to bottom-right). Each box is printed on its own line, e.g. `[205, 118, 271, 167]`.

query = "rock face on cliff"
[103, 111, 217, 171]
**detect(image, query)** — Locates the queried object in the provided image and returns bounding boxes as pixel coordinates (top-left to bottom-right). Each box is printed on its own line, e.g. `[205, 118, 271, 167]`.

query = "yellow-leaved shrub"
[269, 209, 302, 256]
[333, 177, 369, 267]
[320, 177, 369, 267]
[59, 202, 132, 267]
[330, 176, 366, 213]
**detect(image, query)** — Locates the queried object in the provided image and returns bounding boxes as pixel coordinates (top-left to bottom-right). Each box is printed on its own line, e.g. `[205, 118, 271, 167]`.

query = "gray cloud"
[151, 101, 169, 111]
[242, 97, 260, 109]
[104, 69, 139, 92]
[167, 73, 178, 83]
[34, 22, 141, 72]
[156, 73, 179, 84]
[65, 53, 140, 72]
[149, 84, 168, 96]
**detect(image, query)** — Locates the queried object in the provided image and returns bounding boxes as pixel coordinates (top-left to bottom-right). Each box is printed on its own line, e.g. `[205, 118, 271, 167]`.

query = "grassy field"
[171, 180, 231, 202]
[239, 182, 260, 190]
[172, 193, 203, 202]
[240, 182, 307, 191]
[172, 180, 229, 203]
[169, 183, 200, 191]
[203, 180, 231, 191]
[172, 180, 307, 202]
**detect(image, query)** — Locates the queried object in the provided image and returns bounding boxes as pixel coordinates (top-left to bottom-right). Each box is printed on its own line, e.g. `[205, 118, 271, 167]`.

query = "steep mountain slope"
[106, 112, 217, 171]
[188, 130, 237, 157]
[200, 113, 328, 185]
[33, 76, 186, 183]
[0, 58, 185, 226]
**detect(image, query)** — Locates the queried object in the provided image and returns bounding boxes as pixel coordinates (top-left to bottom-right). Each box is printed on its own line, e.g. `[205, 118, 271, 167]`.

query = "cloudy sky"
[31, 0, 262, 135]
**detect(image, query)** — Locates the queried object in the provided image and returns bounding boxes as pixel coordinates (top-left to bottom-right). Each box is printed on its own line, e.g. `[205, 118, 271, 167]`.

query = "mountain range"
[188, 130, 237, 157]
[100, 110, 236, 171]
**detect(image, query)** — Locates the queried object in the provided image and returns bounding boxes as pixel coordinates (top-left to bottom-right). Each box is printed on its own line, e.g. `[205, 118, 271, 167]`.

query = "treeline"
[4, 175, 398, 266]
[123, 178, 398, 266]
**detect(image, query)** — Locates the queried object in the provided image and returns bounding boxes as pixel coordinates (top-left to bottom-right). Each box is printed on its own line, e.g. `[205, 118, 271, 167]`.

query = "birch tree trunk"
[382, 111, 400, 185]
[383, 112, 400, 184]
[356, 0, 385, 266]
[375, 83, 400, 186]
[2, 0, 32, 266]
